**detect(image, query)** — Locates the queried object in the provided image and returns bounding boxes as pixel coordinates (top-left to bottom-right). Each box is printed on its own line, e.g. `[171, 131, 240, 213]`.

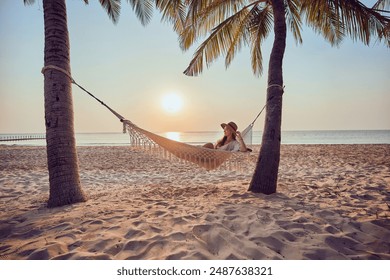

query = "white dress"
[217, 140, 240, 152]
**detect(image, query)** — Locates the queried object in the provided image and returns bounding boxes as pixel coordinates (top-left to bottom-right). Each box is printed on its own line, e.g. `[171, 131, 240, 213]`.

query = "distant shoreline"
[1, 130, 390, 146]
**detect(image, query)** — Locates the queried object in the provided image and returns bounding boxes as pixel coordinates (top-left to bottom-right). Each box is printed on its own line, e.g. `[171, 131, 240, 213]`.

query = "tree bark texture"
[249, 0, 286, 194]
[43, 0, 86, 207]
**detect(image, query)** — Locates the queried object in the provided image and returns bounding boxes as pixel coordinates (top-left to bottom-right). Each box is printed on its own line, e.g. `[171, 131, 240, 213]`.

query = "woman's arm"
[236, 131, 248, 152]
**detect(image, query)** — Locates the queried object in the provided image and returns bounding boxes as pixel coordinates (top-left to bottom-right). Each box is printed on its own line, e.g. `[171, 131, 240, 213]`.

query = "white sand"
[0, 144, 389, 260]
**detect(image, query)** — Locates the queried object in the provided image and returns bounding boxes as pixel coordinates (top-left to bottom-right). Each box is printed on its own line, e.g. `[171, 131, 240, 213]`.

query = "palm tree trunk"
[248, 0, 286, 194]
[42, 0, 86, 207]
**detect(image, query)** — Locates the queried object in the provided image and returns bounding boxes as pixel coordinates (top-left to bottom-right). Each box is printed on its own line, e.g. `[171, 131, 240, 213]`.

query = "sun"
[161, 93, 183, 113]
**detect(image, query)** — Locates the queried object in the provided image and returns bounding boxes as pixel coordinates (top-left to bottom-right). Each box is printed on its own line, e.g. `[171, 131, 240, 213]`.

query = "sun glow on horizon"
[161, 93, 183, 114]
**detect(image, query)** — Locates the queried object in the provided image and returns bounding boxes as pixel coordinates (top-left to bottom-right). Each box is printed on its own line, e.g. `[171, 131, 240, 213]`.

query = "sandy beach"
[0, 144, 389, 260]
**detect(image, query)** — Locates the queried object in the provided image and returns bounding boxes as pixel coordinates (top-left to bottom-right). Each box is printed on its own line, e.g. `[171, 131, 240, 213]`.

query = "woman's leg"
[202, 143, 214, 149]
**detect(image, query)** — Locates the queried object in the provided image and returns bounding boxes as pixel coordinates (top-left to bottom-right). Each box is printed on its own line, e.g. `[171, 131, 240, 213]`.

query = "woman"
[203, 121, 249, 152]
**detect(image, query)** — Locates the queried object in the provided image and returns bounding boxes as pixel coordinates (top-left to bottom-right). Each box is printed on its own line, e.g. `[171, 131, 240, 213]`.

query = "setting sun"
[161, 93, 183, 114]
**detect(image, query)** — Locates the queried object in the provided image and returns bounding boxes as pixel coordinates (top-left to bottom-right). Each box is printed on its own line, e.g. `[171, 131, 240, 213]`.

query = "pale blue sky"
[1, 0, 389, 133]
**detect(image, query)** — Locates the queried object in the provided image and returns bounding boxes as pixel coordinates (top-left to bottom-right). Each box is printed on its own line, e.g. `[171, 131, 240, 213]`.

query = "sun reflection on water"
[164, 132, 181, 142]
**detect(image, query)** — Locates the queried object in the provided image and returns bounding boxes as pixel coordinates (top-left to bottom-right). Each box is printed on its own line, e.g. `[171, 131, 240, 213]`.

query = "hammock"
[42, 65, 265, 171]
[122, 119, 258, 170]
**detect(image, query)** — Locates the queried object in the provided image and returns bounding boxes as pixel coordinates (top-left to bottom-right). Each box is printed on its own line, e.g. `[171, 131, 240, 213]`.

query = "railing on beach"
[0, 135, 46, 142]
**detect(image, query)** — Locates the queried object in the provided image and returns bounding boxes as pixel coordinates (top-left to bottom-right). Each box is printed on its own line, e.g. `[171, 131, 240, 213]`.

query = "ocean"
[1, 130, 390, 146]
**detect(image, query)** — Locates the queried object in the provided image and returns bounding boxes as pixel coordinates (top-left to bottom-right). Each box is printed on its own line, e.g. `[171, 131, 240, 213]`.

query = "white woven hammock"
[122, 119, 256, 171]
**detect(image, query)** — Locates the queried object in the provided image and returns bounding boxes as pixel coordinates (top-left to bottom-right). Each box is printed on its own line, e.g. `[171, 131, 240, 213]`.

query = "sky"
[0, 0, 389, 134]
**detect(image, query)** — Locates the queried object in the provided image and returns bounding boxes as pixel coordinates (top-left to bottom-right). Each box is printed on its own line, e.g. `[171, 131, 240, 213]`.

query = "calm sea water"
[1, 130, 389, 146]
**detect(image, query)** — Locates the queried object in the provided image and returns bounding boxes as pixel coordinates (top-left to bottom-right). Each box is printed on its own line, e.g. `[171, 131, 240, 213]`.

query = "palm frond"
[23, 0, 35, 5]
[156, 0, 187, 33]
[181, 0, 249, 50]
[225, 5, 258, 68]
[373, 0, 390, 11]
[127, 0, 154, 26]
[248, 4, 273, 76]
[285, 0, 303, 44]
[300, 0, 389, 47]
[372, 0, 390, 47]
[188, 0, 247, 26]
[183, 4, 254, 76]
[300, 0, 345, 46]
[99, 0, 121, 24]
[182, 1, 275, 76]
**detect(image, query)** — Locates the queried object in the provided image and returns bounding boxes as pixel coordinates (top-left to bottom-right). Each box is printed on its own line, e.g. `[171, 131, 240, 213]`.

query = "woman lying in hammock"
[203, 121, 250, 152]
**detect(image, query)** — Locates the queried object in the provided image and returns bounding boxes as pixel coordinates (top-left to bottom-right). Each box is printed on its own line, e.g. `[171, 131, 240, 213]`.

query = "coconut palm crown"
[181, 0, 389, 77]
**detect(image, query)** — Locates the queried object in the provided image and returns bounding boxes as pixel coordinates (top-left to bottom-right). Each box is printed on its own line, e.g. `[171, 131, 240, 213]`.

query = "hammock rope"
[41, 65, 272, 171]
[42, 65, 126, 121]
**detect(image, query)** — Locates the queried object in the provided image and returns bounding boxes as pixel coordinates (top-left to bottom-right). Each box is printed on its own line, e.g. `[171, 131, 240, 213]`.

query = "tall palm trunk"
[249, 0, 286, 194]
[42, 0, 86, 207]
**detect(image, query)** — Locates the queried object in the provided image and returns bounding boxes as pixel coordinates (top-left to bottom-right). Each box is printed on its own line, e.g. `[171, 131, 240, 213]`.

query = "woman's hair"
[215, 131, 236, 148]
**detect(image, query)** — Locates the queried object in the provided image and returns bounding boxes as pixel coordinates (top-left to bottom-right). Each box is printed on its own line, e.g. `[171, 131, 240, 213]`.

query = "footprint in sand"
[124, 228, 145, 239]
[192, 224, 211, 241]
[255, 210, 273, 225]
[123, 240, 149, 251]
